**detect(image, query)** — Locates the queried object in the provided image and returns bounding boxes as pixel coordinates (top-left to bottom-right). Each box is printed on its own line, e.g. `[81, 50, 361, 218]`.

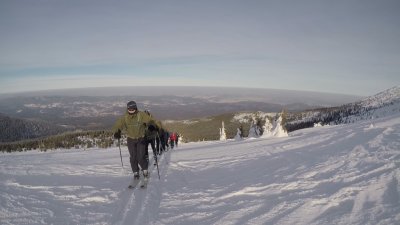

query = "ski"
[140, 177, 148, 188]
[140, 173, 149, 189]
[128, 177, 140, 189]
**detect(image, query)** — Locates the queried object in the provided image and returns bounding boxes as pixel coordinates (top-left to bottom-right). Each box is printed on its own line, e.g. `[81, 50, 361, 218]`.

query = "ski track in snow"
[1, 115, 400, 225]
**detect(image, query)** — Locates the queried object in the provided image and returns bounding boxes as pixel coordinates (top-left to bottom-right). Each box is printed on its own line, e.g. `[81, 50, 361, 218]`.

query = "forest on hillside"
[0, 130, 114, 153]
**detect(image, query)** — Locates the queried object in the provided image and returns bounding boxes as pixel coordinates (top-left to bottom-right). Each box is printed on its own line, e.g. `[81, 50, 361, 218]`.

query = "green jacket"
[112, 110, 157, 140]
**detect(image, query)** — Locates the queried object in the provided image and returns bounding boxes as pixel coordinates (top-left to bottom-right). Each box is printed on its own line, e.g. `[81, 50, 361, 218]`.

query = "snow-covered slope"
[285, 86, 400, 131]
[359, 86, 400, 109]
[1, 114, 400, 225]
[342, 86, 400, 123]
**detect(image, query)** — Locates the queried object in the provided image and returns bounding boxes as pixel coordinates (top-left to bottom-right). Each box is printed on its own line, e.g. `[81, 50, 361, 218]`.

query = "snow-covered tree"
[178, 134, 184, 143]
[248, 120, 260, 138]
[219, 121, 227, 141]
[234, 128, 242, 141]
[260, 118, 273, 138]
[272, 112, 288, 137]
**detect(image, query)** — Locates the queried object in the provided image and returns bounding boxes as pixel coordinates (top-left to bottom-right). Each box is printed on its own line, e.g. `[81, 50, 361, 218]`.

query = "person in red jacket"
[169, 132, 177, 149]
[175, 133, 180, 147]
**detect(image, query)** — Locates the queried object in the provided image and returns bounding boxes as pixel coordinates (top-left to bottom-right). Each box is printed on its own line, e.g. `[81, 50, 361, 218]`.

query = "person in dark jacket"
[163, 130, 170, 151]
[144, 110, 162, 165]
[158, 128, 167, 153]
[112, 101, 159, 180]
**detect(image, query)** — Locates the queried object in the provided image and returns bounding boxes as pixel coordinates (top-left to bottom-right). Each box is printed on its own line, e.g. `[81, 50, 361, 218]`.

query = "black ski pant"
[159, 137, 166, 152]
[164, 135, 169, 149]
[149, 138, 156, 156]
[127, 137, 148, 173]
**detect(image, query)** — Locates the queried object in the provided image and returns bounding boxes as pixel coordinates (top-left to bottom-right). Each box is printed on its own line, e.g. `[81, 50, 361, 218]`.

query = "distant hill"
[0, 87, 361, 131]
[1, 86, 398, 150]
[1, 86, 396, 143]
[0, 113, 67, 142]
[1, 86, 361, 106]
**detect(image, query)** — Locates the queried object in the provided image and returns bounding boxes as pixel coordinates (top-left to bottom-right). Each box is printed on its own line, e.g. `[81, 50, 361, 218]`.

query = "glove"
[148, 124, 157, 131]
[113, 130, 121, 139]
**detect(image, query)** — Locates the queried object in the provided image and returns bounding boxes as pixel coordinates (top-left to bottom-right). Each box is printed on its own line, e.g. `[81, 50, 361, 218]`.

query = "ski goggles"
[127, 108, 136, 114]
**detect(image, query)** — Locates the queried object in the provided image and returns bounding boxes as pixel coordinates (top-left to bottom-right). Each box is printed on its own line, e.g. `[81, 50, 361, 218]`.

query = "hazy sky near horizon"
[1, 0, 399, 96]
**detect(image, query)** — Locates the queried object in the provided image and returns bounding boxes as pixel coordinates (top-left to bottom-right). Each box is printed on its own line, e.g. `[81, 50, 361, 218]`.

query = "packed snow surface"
[1, 115, 400, 225]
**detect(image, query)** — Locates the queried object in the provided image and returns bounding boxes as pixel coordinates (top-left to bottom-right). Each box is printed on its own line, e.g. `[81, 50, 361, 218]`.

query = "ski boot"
[141, 170, 149, 188]
[133, 172, 140, 180]
[128, 172, 140, 189]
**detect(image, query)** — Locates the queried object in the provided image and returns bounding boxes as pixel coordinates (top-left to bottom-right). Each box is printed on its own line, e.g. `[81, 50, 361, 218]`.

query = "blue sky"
[0, 0, 399, 96]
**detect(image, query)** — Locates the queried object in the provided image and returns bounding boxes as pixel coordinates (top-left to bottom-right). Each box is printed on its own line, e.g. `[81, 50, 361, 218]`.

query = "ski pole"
[118, 138, 124, 168]
[155, 133, 164, 180]
[155, 154, 160, 180]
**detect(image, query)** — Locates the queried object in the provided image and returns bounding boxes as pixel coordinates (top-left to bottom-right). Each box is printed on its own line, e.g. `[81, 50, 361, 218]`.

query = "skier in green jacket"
[112, 101, 159, 180]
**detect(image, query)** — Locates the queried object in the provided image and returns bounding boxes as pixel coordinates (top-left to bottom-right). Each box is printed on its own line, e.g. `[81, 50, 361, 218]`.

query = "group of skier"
[112, 100, 179, 187]
[143, 110, 179, 165]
